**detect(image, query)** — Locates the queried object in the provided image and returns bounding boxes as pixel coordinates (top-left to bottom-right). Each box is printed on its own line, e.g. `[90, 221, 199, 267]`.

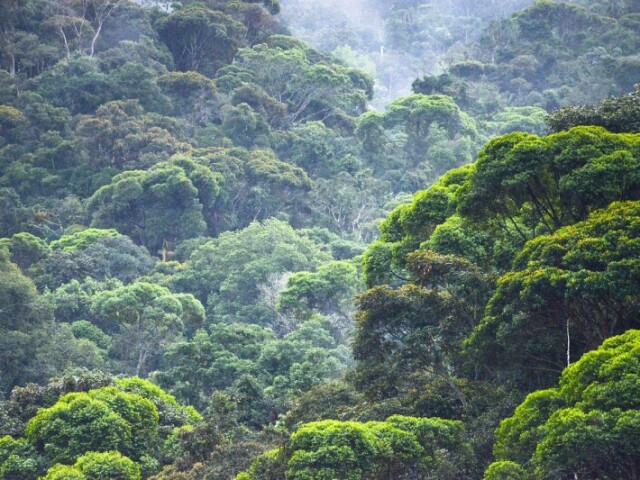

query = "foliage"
[467, 201, 640, 390]
[458, 127, 640, 244]
[86, 157, 220, 253]
[237, 415, 472, 480]
[43, 450, 141, 480]
[1, 378, 198, 479]
[0, 252, 55, 396]
[157, 317, 349, 424]
[548, 84, 640, 133]
[90, 282, 203, 375]
[172, 219, 331, 327]
[486, 329, 640, 480]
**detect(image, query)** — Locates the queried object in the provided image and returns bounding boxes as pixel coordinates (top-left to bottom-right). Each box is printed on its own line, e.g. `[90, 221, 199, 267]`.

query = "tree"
[6, 379, 199, 478]
[91, 283, 201, 375]
[155, 4, 244, 76]
[277, 260, 360, 326]
[0, 232, 50, 271]
[230, 40, 371, 125]
[0, 435, 40, 480]
[173, 219, 330, 328]
[486, 329, 640, 480]
[458, 127, 640, 245]
[548, 84, 640, 134]
[361, 164, 474, 288]
[36, 233, 156, 290]
[189, 147, 312, 233]
[25, 391, 141, 464]
[354, 251, 493, 403]
[0, 250, 54, 396]
[86, 157, 220, 253]
[42, 450, 141, 480]
[237, 415, 471, 480]
[467, 201, 640, 390]
[0, 188, 30, 238]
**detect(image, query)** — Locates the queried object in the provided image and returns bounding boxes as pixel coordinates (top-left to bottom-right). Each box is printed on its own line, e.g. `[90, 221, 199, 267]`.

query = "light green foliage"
[10, 379, 197, 477]
[238, 415, 471, 480]
[287, 420, 380, 480]
[468, 201, 640, 389]
[46, 278, 123, 325]
[0, 436, 40, 480]
[424, 214, 495, 267]
[0, 232, 50, 271]
[488, 330, 640, 479]
[116, 377, 202, 426]
[484, 106, 548, 137]
[458, 127, 640, 244]
[50, 229, 121, 252]
[71, 320, 111, 350]
[492, 389, 565, 465]
[174, 219, 331, 326]
[91, 282, 201, 375]
[158, 317, 348, 422]
[41, 463, 87, 480]
[277, 260, 360, 323]
[25, 391, 138, 464]
[331, 45, 376, 78]
[43, 451, 141, 480]
[362, 164, 474, 287]
[483, 461, 528, 480]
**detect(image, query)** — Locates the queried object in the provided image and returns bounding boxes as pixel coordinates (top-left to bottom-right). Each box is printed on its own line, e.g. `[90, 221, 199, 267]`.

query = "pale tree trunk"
[135, 349, 147, 377]
[59, 27, 71, 58]
[90, 19, 103, 56]
[567, 318, 571, 367]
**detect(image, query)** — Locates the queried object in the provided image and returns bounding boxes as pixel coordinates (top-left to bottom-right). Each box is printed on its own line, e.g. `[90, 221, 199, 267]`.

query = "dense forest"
[0, 0, 639, 479]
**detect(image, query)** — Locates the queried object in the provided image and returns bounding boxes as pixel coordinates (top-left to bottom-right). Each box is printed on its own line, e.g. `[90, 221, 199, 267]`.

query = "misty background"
[279, 0, 536, 107]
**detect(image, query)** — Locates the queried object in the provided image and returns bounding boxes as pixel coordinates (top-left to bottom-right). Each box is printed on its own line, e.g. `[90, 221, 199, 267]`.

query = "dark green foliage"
[36, 233, 156, 290]
[155, 4, 245, 76]
[2, 0, 640, 478]
[548, 84, 640, 133]
[86, 158, 220, 253]
[90, 282, 202, 376]
[354, 251, 493, 402]
[157, 317, 349, 422]
[0, 253, 54, 396]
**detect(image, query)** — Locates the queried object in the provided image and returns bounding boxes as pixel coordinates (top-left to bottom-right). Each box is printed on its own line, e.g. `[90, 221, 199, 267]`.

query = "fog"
[279, 0, 535, 107]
